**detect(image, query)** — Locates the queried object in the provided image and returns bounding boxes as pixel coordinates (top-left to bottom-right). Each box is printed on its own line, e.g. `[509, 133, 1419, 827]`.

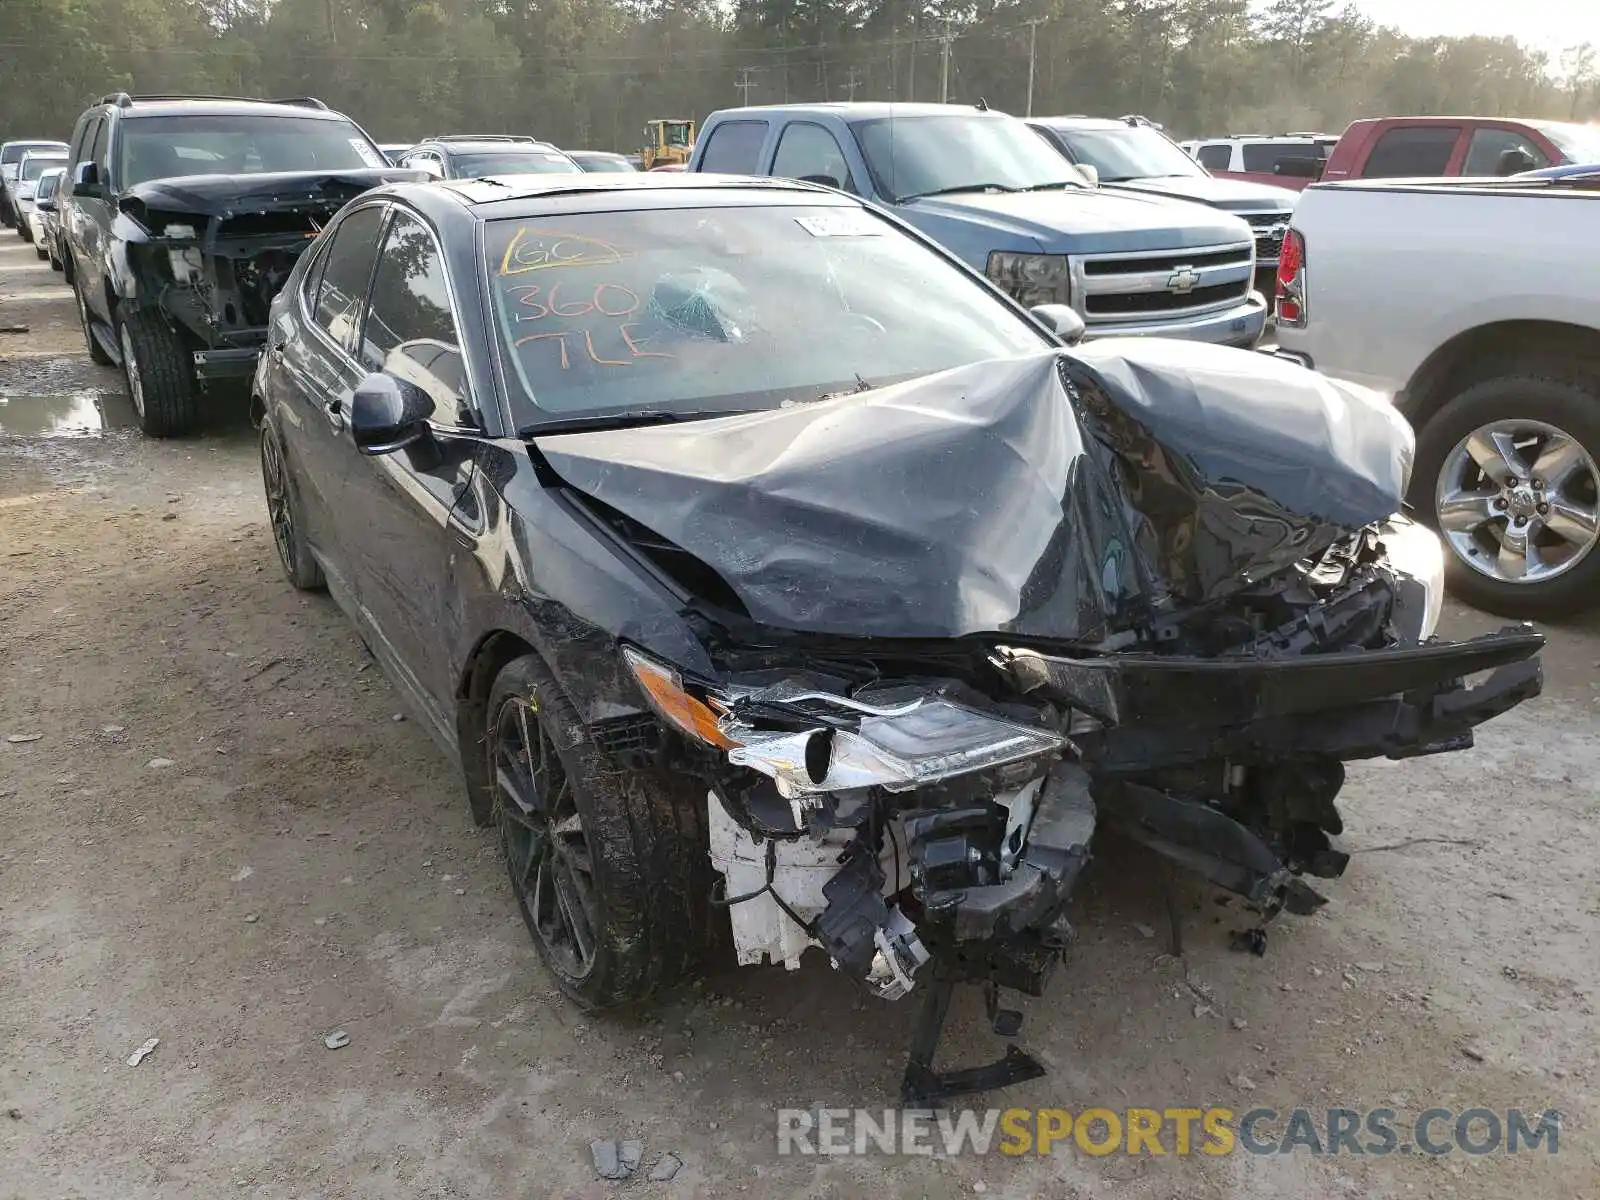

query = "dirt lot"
[2, 236, 1597, 1199]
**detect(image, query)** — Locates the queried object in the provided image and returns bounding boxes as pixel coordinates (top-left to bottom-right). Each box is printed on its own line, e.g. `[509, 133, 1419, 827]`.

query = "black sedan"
[254, 174, 1539, 1103]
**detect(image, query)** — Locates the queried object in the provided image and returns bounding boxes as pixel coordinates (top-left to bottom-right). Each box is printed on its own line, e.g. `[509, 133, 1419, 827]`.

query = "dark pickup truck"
[59, 93, 420, 436]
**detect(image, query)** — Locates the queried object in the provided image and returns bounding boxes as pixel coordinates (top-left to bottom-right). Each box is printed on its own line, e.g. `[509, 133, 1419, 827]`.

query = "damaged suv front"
[63, 95, 420, 436]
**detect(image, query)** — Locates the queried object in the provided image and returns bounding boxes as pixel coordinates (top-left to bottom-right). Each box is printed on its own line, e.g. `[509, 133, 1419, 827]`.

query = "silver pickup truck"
[1274, 177, 1600, 618]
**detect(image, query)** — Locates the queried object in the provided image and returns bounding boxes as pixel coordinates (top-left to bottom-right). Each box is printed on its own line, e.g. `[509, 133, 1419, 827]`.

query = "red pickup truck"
[1270, 116, 1600, 186]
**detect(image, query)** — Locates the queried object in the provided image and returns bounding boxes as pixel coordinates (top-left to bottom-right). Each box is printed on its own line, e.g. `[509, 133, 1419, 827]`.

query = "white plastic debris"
[6, 734, 43, 744]
[147, 758, 175, 769]
[324, 1029, 350, 1050]
[126, 1037, 160, 1067]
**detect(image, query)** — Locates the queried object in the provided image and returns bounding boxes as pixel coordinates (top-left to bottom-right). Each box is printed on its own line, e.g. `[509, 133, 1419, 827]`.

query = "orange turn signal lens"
[622, 648, 739, 750]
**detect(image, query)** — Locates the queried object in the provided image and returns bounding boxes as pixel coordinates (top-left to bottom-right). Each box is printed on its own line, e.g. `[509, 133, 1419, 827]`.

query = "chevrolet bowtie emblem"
[1166, 267, 1201, 295]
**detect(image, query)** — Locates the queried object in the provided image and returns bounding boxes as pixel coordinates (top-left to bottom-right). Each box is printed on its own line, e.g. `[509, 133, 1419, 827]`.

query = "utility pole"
[1023, 17, 1047, 117]
[735, 66, 756, 106]
[908, 13, 916, 101]
[844, 67, 862, 101]
[939, 21, 955, 104]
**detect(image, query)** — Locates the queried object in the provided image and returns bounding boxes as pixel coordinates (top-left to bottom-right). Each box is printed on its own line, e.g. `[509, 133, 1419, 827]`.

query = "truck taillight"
[1275, 228, 1305, 327]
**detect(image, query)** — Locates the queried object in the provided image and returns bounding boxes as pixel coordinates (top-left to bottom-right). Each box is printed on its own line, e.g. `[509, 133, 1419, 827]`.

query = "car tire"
[35, 243, 47, 261]
[260, 421, 326, 591]
[74, 279, 113, 365]
[49, 251, 62, 273]
[1411, 371, 1600, 620]
[117, 305, 199, 438]
[16, 220, 31, 243]
[486, 654, 711, 1010]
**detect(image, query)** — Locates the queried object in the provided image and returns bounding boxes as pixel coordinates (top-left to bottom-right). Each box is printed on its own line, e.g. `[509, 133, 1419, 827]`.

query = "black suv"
[59, 93, 415, 436]
[395, 135, 580, 181]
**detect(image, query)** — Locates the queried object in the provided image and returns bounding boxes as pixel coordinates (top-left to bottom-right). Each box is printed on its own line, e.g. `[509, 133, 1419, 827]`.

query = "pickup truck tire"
[73, 280, 113, 366]
[34, 243, 47, 261]
[1413, 373, 1600, 619]
[486, 654, 709, 1010]
[117, 306, 199, 438]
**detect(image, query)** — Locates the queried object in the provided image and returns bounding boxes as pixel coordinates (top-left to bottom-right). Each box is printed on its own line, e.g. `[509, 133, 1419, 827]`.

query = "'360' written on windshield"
[485, 204, 1046, 426]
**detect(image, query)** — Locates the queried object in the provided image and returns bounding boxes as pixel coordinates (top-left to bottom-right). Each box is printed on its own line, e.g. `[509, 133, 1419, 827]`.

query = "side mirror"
[1495, 147, 1537, 176]
[1273, 156, 1324, 179]
[350, 373, 433, 455]
[1076, 163, 1099, 187]
[71, 161, 102, 197]
[798, 173, 842, 189]
[1030, 303, 1086, 346]
[35, 196, 55, 212]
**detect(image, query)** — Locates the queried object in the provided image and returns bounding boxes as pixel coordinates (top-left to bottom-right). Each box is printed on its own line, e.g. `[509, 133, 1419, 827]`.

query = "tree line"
[0, 0, 1594, 154]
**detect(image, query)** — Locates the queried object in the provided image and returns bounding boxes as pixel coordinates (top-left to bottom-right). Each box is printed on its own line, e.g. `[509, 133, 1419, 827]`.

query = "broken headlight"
[1380, 515, 1445, 641]
[622, 648, 1065, 797]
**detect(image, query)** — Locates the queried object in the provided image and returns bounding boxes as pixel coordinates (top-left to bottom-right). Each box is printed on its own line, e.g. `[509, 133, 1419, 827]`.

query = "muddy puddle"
[0, 389, 139, 437]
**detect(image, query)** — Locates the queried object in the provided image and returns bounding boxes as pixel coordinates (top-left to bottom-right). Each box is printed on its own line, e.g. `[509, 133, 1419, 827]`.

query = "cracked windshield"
[486, 205, 1043, 421]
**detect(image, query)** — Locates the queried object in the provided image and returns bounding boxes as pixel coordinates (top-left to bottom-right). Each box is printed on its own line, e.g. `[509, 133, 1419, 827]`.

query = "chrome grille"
[1241, 210, 1293, 263]
[1070, 241, 1255, 325]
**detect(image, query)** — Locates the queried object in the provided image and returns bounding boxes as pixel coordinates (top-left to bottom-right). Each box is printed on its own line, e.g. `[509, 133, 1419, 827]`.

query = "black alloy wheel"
[260, 423, 325, 590]
[492, 691, 601, 983]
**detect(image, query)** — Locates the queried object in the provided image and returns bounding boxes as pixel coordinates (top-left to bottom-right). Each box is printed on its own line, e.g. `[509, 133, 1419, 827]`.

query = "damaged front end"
[116, 169, 421, 382]
[539, 343, 1543, 1105]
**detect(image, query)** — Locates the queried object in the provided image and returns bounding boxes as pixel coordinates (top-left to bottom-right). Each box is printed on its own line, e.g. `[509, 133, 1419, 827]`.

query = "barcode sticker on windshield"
[795, 212, 883, 238]
[351, 139, 386, 168]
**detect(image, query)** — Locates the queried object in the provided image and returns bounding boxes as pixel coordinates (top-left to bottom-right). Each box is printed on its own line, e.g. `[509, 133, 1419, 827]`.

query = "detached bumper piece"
[995, 626, 1543, 770]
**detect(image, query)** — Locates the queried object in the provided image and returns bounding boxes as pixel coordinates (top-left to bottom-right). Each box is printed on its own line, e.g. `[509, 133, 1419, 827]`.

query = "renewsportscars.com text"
[777, 1106, 1561, 1157]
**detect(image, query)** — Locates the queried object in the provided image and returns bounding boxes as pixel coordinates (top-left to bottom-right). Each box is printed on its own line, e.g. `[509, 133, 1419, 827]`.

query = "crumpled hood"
[119, 168, 425, 218]
[1103, 175, 1299, 212]
[537, 345, 1412, 643]
[902, 187, 1251, 252]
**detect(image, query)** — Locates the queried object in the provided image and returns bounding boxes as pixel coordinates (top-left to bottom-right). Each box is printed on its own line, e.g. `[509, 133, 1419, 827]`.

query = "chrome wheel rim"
[1435, 418, 1600, 585]
[120, 325, 145, 418]
[491, 696, 598, 979]
[260, 431, 297, 574]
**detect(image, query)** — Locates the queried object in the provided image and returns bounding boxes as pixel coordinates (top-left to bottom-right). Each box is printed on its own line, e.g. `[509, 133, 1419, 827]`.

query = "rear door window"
[697, 121, 768, 174]
[1196, 144, 1232, 171]
[1241, 141, 1316, 173]
[1361, 126, 1461, 178]
[312, 205, 387, 355]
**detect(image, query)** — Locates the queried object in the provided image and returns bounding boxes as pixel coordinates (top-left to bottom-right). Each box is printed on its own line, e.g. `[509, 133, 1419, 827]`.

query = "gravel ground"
[2, 238, 1597, 1199]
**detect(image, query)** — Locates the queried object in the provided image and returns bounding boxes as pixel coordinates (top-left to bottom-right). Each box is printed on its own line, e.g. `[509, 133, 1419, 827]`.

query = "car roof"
[110, 99, 352, 120]
[567, 150, 627, 158]
[370, 172, 852, 220]
[710, 102, 998, 123]
[1028, 116, 1128, 131]
[2, 139, 67, 150]
[430, 140, 567, 154]
[19, 148, 67, 158]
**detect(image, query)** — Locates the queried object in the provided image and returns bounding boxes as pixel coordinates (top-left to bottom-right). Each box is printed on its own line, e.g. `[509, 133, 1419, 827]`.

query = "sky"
[1352, 0, 1600, 62]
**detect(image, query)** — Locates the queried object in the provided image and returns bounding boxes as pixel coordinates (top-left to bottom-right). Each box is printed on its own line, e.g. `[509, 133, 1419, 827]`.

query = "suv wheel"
[1412, 372, 1600, 619]
[74, 280, 113, 365]
[486, 655, 711, 1009]
[117, 305, 199, 437]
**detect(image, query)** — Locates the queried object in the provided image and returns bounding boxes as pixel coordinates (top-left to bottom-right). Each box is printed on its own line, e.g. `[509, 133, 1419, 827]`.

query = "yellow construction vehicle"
[641, 119, 695, 170]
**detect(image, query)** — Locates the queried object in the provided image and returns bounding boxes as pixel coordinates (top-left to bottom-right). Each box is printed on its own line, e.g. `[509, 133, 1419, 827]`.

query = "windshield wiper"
[898, 182, 1022, 201]
[520, 409, 747, 438]
[1020, 180, 1086, 191]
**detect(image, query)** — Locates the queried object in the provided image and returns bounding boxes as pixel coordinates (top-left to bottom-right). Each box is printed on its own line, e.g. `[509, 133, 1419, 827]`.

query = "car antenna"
[976, 97, 988, 112]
